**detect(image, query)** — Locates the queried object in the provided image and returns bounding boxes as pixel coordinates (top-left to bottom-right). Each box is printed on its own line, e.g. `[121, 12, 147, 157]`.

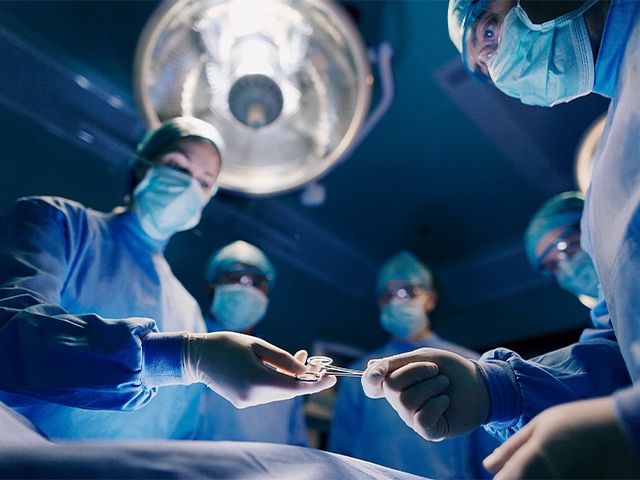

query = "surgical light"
[134, 0, 373, 197]
[574, 113, 606, 194]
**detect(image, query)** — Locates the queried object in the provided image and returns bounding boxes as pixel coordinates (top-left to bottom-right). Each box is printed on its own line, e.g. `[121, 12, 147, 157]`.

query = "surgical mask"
[556, 249, 600, 303]
[380, 298, 428, 341]
[487, 0, 596, 107]
[133, 165, 210, 240]
[210, 284, 269, 332]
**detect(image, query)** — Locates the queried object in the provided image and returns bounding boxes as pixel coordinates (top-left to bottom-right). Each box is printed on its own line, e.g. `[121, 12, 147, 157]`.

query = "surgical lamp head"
[205, 240, 276, 291]
[376, 251, 433, 297]
[524, 191, 585, 271]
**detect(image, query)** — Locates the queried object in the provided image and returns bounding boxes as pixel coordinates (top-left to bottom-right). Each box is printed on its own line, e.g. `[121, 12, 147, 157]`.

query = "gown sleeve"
[0, 197, 184, 411]
[477, 334, 631, 441]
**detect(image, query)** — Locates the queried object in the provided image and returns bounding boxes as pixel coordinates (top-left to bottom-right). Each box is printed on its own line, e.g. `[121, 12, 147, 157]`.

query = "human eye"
[160, 152, 190, 174]
[198, 178, 212, 190]
[482, 18, 498, 45]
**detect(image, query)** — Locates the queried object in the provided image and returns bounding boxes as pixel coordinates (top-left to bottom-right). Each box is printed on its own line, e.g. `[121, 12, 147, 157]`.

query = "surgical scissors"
[296, 356, 364, 382]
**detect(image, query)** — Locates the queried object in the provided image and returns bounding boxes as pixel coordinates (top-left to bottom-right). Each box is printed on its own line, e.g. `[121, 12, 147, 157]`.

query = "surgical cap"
[136, 116, 225, 162]
[376, 251, 433, 296]
[448, 0, 492, 76]
[524, 191, 585, 269]
[205, 240, 276, 289]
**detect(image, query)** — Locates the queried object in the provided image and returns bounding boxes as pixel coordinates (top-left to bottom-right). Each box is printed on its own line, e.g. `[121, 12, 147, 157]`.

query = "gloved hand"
[183, 331, 336, 408]
[484, 396, 640, 479]
[362, 347, 490, 440]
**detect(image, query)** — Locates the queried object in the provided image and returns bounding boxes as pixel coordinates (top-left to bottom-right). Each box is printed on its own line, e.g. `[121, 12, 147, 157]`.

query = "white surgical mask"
[210, 284, 269, 332]
[487, 0, 597, 107]
[380, 298, 428, 341]
[133, 165, 210, 240]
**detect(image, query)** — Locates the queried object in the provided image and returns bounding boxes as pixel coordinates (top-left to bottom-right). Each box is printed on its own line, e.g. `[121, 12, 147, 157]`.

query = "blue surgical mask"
[210, 284, 269, 332]
[556, 249, 600, 304]
[380, 298, 428, 341]
[487, 0, 597, 107]
[133, 165, 212, 240]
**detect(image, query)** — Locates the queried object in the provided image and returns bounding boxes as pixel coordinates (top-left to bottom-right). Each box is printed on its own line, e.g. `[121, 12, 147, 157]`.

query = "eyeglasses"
[537, 226, 582, 276]
[378, 283, 426, 305]
[462, 0, 499, 82]
[214, 271, 269, 294]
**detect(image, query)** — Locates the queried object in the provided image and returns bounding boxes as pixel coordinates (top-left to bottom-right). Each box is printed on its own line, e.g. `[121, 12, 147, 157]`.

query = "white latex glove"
[362, 347, 490, 440]
[484, 397, 640, 479]
[183, 331, 336, 408]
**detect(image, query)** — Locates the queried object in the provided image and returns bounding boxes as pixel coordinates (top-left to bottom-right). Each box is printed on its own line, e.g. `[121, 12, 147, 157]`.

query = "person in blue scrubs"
[361, 2, 640, 478]
[0, 116, 334, 440]
[329, 251, 499, 479]
[524, 191, 601, 309]
[192, 240, 309, 446]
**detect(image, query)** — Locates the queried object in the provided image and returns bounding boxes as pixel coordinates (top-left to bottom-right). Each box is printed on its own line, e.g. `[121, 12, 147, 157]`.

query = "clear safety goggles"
[462, 0, 497, 83]
[536, 226, 581, 276]
[378, 283, 426, 305]
[214, 270, 270, 294]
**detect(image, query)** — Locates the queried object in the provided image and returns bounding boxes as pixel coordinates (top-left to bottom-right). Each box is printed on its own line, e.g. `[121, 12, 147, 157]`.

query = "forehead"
[158, 137, 220, 169]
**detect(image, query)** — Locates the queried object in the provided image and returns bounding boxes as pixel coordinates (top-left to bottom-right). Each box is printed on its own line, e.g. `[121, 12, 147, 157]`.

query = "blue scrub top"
[329, 333, 500, 479]
[0, 196, 206, 439]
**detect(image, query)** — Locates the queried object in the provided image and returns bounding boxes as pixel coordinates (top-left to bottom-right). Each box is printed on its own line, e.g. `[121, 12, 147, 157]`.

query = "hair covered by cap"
[376, 251, 433, 295]
[205, 240, 276, 289]
[524, 191, 585, 268]
[136, 116, 225, 161]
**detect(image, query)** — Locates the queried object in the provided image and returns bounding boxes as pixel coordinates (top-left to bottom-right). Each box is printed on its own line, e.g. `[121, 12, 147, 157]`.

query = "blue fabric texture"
[479, 338, 631, 442]
[329, 333, 500, 479]
[582, 5, 640, 452]
[0, 196, 205, 439]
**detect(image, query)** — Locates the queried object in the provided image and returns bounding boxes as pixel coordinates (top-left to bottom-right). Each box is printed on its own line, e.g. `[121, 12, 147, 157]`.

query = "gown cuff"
[476, 358, 521, 428]
[142, 331, 189, 387]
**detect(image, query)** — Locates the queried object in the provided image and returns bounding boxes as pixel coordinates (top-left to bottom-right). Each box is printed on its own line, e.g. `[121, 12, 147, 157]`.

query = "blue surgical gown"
[0, 196, 206, 439]
[329, 333, 500, 479]
[476, 1, 640, 451]
[190, 319, 309, 446]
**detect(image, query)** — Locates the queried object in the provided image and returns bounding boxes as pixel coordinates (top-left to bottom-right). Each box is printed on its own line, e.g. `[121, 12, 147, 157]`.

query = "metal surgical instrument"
[296, 356, 364, 382]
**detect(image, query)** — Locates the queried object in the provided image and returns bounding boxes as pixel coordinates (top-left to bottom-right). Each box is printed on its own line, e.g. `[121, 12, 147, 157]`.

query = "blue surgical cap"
[205, 240, 276, 289]
[524, 191, 585, 269]
[376, 251, 433, 296]
[136, 116, 225, 162]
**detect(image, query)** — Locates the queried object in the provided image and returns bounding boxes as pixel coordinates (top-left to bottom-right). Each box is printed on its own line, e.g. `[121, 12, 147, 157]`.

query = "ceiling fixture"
[134, 0, 376, 197]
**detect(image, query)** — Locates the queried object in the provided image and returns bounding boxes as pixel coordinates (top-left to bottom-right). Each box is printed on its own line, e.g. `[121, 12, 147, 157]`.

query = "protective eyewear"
[214, 270, 269, 293]
[462, 0, 496, 83]
[378, 283, 425, 305]
[536, 226, 581, 276]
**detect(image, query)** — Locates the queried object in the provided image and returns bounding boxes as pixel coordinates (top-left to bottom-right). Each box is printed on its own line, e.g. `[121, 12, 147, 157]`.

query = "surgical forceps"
[296, 356, 364, 382]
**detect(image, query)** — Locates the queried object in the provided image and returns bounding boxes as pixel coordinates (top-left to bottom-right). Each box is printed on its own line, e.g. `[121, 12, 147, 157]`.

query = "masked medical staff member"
[329, 251, 499, 479]
[192, 240, 309, 446]
[0, 116, 333, 440]
[525, 191, 603, 309]
[361, 1, 640, 477]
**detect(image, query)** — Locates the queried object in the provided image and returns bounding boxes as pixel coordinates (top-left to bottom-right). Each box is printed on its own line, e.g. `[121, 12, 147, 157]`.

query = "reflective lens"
[537, 226, 581, 276]
[378, 284, 425, 305]
[214, 270, 269, 294]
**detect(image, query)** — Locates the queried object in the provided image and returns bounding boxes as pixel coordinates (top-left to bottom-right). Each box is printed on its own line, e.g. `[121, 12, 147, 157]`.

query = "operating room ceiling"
[0, 1, 610, 358]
